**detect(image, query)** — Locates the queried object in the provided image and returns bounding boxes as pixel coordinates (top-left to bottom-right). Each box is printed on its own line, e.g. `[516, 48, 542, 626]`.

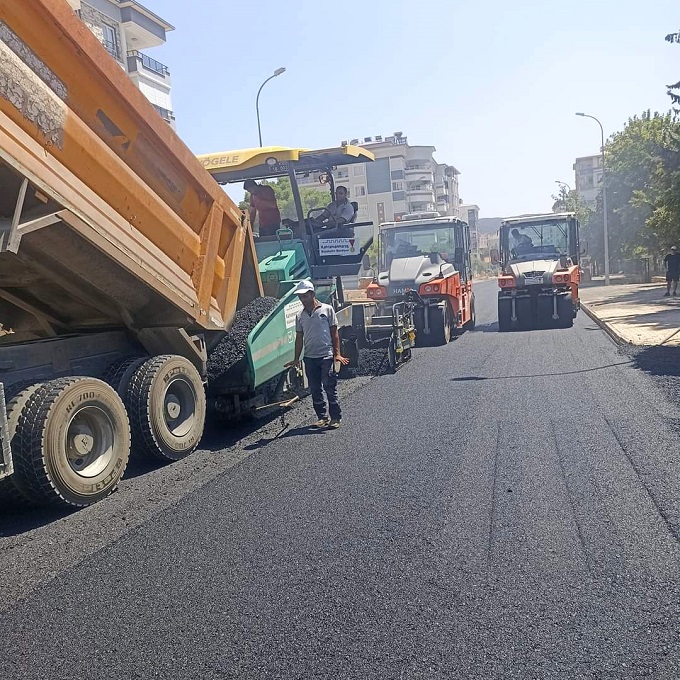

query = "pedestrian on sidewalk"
[663, 245, 680, 296]
[284, 280, 349, 429]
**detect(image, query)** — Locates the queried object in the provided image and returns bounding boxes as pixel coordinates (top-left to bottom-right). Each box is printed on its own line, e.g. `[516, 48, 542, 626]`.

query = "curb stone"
[581, 302, 629, 346]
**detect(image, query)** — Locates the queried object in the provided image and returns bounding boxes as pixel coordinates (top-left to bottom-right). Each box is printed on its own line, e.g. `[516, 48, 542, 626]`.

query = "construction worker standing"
[284, 280, 349, 429]
[244, 179, 281, 237]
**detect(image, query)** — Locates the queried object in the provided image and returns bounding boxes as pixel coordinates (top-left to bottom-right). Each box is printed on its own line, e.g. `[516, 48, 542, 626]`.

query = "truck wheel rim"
[163, 377, 197, 438]
[66, 406, 115, 478]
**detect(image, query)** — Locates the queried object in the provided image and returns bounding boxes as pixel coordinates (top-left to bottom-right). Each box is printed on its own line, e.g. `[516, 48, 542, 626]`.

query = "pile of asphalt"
[207, 297, 279, 383]
[206, 296, 399, 382]
[343, 346, 391, 378]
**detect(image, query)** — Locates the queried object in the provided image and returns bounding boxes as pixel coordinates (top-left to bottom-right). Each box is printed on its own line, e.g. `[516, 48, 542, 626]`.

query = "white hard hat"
[293, 280, 315, 295]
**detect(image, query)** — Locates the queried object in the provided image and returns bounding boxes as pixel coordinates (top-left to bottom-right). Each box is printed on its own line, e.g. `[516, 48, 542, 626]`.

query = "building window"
[392, 181, 403, 191]
[102, 24, 120, 60]
[152, 104, 175, 123]
[355, 185, 366, 197]
[353, 165, 365, 177]
[366, 157, 391, 195]
[336, 167, 349, 179]
[391, 170, 405, 180]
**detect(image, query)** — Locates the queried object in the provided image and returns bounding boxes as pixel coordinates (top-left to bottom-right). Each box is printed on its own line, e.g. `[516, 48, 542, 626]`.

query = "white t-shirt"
[325, 200, 355, 224]
[295, 302, 338, 359]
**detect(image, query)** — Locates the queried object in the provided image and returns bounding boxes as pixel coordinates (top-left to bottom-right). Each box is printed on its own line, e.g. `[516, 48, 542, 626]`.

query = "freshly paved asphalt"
[2, 280, 680, 679]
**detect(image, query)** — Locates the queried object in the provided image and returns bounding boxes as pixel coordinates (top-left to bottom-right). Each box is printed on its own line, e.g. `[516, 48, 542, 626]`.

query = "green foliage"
[666, 31, 680, 112]
[551, 187, 580, 214]
[551, 187, 594, 254]
[550, 111, 680, 266]
[587, 111, 680, 261]
[366, 239, 379, 270]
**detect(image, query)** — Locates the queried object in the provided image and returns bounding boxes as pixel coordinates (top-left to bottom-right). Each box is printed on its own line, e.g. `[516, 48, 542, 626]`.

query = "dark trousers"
[304, 357, 341, 421]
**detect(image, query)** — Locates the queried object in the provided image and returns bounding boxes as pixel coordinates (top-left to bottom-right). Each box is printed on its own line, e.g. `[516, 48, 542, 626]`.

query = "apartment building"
[66, 0, 175, 127]
[573, 154, 603, 208]
[299, 132, 461, 229]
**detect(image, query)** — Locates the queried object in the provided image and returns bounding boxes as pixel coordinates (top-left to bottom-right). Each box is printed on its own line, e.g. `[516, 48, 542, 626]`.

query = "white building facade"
[67, 0, 175, 127]
[299, 133, 461, 230]
[574, 154, 603, 208]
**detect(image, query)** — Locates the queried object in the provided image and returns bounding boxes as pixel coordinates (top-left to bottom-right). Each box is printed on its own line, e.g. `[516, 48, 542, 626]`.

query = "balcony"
[118, 1, 174, 50]
[409, 202, 437, 213]
[408, 189, 435, 202]
[102, 39, 122, 61]
[405, 171, 433, 185]
[152, 104, 175, 124]
[405, 166, 432, 177]
[127, 50, 171, 80]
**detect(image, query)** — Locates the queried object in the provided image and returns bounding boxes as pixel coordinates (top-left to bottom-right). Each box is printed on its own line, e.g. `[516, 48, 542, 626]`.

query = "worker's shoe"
[313, 417, 330, 428]
[664, 292, 671, 296]
[328, 419, 341, 429]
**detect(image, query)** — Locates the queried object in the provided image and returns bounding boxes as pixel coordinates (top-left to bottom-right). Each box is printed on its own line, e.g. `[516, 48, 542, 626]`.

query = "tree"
[551, 186, 579, 214]
[552, 112, 680, 269]
[239, 177, 330, 223]
[666, 31, 680, 115]
[550, 186, 594, 254]
[588, 111, 680, 263]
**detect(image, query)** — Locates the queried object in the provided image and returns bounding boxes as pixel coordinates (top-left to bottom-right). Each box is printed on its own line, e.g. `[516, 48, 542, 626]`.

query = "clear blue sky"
[150, 0, 679, 218]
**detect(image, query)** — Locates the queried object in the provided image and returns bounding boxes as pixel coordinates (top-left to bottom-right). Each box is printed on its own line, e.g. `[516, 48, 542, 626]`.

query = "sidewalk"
[580, 281, 680, 347]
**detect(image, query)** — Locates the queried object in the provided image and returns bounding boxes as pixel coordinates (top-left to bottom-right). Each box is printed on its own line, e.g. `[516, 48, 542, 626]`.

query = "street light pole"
[256, 67, 286, 147]
[576, 112, 609, 285]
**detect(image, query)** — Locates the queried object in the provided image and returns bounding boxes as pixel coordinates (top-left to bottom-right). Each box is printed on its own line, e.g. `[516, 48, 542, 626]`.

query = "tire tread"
[12, 378, 130, 507]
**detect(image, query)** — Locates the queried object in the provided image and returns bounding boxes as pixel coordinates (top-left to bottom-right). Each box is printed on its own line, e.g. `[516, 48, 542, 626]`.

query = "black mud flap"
[0, 384, 13, 480]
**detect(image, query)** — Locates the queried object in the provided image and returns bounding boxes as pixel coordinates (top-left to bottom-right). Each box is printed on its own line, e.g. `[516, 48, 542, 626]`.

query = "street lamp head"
[257, 68, 287, 147]
[575, 112, 585, 117]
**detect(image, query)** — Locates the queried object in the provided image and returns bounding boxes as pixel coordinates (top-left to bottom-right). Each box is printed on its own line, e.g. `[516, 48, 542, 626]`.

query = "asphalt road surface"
[2, 280, 680, 679]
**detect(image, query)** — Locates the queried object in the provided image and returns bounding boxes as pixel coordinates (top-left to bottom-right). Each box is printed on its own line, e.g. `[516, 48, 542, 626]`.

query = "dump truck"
[0, 0, 304, 508]
[365, 214, 476, 354]
[494, 212, 581, 331]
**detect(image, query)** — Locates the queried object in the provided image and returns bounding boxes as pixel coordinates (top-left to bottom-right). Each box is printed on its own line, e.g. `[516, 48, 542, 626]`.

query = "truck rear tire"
[0, 383, 45, 507]
[425, 305, 451, 346]
[414, 309, 426, 347]
[557, 296, 574, 328]
[126, 355, 206, 462]
[10, 377, 130, 507]
[464, 297, 476, 331]
[498, 299, 512, 332]
[102, 355, 148, 397]
[515, 297, 533, 331]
